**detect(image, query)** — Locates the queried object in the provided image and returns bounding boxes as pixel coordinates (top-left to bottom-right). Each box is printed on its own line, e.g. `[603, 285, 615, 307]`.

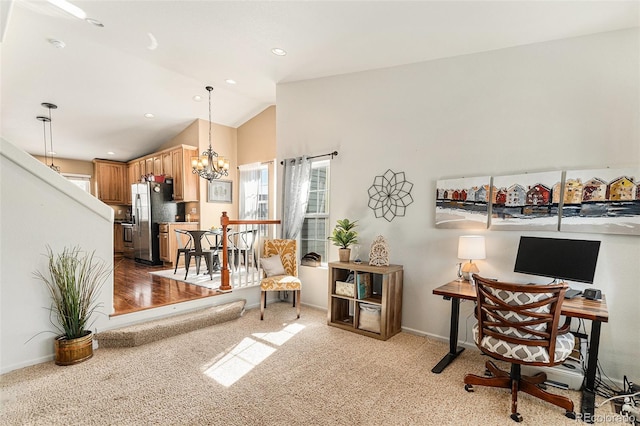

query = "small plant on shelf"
[328, 219, 358, 262]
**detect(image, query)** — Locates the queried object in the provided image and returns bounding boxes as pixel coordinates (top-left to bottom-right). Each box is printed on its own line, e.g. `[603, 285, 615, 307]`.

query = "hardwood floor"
[113, 257, 220, 316]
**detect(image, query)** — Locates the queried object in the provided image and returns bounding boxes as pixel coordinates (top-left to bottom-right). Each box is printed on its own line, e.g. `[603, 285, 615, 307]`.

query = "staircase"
[96, 299, 246, 348]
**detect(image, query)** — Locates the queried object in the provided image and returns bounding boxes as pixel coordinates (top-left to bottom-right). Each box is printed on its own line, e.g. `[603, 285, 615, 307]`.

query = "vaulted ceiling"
[1, 1, 637, 162]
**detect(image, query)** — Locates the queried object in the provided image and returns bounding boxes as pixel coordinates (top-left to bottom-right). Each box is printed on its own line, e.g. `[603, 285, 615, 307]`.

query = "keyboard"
[564, 289, 583, 299]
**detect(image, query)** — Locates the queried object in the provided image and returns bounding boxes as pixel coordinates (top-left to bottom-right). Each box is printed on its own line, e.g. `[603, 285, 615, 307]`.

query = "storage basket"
[358, 303, 381, 333]
[335, 281, 355, 297]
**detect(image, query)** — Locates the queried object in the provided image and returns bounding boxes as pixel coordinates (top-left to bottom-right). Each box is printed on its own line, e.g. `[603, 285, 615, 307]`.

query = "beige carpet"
[0, 303, 616, 425]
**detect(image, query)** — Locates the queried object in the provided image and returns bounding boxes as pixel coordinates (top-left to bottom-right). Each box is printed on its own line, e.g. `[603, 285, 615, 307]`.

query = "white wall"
[277, 29, 639, 383]
[0, 139, 114, 373]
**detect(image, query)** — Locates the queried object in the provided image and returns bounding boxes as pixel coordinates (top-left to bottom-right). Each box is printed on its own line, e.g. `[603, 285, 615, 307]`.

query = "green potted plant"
[328, 218, 358, 262]
[34, 246, 110, 365]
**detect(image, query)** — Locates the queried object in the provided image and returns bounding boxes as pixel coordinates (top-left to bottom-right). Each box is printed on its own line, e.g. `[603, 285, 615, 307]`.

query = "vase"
[338, 248, 351, 262]
[54, 331, 93, 366]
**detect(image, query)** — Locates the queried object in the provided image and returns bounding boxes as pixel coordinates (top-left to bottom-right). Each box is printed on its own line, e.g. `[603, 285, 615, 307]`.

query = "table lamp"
[457, 235, 486, 281]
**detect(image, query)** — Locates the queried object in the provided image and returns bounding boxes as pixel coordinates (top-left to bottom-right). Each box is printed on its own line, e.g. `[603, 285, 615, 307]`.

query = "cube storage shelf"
[327, 261, 403, 341]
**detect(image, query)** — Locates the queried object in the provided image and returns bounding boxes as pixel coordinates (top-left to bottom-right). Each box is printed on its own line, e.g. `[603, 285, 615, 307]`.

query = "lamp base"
[461, 262, 479, 281]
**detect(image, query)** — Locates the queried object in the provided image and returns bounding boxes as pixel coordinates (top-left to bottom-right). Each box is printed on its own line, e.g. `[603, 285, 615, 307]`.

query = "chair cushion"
[260, 275, 301, 291]
[261, 255, 286, 277]
[473, 323, 575, 364]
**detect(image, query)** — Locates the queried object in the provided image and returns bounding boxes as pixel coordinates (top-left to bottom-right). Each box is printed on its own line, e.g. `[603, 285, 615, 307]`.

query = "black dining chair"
[174, 229, 194, 274]
[227, 229, 258, 271]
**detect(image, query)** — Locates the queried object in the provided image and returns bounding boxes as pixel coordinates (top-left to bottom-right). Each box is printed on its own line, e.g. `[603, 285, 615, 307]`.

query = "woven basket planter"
[54, 331, 93, 366]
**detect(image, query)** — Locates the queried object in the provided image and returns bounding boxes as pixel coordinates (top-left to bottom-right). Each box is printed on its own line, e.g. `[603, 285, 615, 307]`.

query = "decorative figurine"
[369, 235, 390, 266]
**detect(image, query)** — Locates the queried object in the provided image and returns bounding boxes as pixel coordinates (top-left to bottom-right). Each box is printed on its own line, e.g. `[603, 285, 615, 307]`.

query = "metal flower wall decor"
[368, 169, 414, 222]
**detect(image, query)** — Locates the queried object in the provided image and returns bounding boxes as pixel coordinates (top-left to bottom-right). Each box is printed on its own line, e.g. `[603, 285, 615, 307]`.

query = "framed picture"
[207, 180, 232, 203]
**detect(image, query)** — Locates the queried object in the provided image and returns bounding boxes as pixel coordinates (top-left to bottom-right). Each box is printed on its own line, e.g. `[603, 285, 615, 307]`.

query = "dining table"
[182, 229, 222, 279]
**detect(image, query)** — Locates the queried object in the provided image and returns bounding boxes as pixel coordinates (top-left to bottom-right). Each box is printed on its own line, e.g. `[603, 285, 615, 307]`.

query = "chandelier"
[191, 86, 229, 181]
[36, 102, 60, 173]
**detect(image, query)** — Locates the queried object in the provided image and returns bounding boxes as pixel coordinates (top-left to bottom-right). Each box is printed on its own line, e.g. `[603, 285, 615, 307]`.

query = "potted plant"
[34, 246, 110, 365]
[328, 219, 358, 262]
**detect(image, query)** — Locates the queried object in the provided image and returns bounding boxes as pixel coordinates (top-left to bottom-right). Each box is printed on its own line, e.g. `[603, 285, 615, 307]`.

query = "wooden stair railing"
[219, 212, 281, 292]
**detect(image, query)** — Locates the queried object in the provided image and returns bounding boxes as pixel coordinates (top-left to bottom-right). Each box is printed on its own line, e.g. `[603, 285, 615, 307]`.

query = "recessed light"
[192, 95, 202, 102]
[225, 79, 237, 85]
[271, 47, 287, 56]
[144, 113, 154, 119]
[85, 18, 104, 27]
[48, 38, 66, 49]
[107, 151, 115, 155]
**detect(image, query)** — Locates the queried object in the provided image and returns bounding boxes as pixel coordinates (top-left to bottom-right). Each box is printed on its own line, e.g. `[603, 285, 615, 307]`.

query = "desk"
[432, 280, 609, 421]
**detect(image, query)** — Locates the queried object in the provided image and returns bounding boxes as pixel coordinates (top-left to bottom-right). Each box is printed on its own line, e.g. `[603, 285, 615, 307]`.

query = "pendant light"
[191, 86, 229, 181]
[36, 102, 60, 173]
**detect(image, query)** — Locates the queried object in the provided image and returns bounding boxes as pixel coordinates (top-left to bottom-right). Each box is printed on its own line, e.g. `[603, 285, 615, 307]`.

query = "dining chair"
[463, 274, 575, 422]
[227, 229, 258, 271]
[173, 229, 194, 274]
[259, 239, 301, 320]
[184, 230, 215, 280]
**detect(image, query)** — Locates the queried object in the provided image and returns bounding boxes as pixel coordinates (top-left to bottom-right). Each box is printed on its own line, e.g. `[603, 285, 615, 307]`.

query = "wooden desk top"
[433, 280, 609, 323]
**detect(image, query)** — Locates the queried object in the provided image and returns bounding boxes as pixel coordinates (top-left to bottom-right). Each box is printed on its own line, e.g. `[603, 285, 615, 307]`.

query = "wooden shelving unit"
[327, 261, 403, 341]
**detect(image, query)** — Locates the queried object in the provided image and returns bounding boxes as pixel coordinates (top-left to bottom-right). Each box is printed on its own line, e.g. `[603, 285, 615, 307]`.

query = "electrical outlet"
[191, 208, 197, 214]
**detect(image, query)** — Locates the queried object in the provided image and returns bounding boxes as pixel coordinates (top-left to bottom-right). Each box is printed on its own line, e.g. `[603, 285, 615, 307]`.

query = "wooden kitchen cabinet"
[94, 160, 127, 205]
[114, 223, 124, 254]
[162, 152, 173, 177]
[171, 146, 199, 202]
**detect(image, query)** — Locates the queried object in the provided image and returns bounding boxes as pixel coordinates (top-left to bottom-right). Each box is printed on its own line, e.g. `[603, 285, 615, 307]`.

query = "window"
[239, 163, 269, 220]
[62, 173, 91, 193]
[301, 160, 329, 262]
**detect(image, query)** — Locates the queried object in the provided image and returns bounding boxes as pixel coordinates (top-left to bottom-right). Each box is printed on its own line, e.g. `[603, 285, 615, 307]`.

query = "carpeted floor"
[0, 302, 617, 425]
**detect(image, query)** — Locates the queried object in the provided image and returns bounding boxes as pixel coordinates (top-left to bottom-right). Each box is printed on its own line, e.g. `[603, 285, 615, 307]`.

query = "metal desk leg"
[580, 320, 601, 423]
[432, 296, 465, 373]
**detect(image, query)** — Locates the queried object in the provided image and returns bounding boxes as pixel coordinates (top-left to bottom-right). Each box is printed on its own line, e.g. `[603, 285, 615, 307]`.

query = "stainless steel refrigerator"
[132, 181, 177, 264]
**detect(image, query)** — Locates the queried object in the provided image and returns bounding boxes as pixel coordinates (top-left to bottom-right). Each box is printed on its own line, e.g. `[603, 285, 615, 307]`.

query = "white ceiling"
[1, 1, 638, 162]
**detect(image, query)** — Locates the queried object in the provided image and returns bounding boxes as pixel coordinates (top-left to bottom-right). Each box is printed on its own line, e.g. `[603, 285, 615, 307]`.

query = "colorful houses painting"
[490, 171, 562, 231]
[560, 168, 639, 235]
[435, 167, 639, 234]
[435, 176, 491, 229]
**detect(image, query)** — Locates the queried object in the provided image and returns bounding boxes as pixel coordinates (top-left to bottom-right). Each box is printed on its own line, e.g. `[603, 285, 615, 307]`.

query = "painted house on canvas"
[563, 179, 584, 204]
[506, 184, 527, 206]
[526, 184, 552, 206]
[582, 178, 608, 202]
[608, 176, 636, 201]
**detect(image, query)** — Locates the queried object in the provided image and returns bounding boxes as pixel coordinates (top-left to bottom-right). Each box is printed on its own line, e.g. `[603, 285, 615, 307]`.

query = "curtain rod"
[279, 151, 338, 165]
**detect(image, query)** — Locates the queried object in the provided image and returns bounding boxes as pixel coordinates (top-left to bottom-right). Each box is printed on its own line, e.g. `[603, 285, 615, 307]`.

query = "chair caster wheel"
[510, 413, 523, 422]
[565, 411, 576, 419]
[464, 384, 474, 392]
[537, 383, 547, 390]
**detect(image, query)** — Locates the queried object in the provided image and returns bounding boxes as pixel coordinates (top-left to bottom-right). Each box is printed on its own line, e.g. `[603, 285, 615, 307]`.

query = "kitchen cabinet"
[162, 152, 173, 178]
[145, 157, 154, 177]
[114, 223, 124, 254]
[159, 222, 199, 266]
[94, 160, 127, 205]
[171, 146, 199, 202]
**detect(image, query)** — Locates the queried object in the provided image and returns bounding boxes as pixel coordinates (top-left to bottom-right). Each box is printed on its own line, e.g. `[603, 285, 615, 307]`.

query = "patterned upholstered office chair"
[464, 275, 575, 422]
[259, 239, 301, 321]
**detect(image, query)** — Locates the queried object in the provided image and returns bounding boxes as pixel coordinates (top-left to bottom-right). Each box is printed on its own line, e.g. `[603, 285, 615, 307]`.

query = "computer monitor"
[513, 236, 600, 284]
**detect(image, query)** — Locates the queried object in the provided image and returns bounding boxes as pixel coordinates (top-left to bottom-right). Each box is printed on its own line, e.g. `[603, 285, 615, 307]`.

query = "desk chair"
[259, 239, 301, 321]
[464, 275, 575, 422]
[174, 230, 194, 274]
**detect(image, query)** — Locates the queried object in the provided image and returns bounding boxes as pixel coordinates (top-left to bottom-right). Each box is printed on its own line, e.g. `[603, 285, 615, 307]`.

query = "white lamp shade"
[457, 236, 486, 260]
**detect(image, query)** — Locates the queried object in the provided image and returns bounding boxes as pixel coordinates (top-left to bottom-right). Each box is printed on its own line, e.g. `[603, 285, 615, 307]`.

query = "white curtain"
[282, 156, 311, 239]
[239, 163, 263, 220]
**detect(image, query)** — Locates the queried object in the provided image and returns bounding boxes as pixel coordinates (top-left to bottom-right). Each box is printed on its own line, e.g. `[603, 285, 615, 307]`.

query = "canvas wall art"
[435, 176, 491, 229]
[560, 167, 640, 235]
[490, 171, 562, 231]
